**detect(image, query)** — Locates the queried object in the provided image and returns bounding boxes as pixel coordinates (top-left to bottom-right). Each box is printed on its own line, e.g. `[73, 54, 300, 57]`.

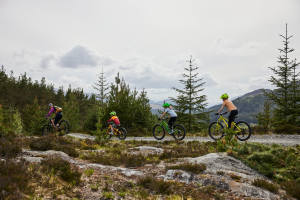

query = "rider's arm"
[46, 107, 55, 117]
[160, 112, 166, 119]
[217, 104, 225, 114]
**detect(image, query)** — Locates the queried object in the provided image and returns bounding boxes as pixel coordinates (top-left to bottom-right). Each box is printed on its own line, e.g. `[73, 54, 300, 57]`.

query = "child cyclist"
[215, 93, 238, 128]
[159, 103, 177, 134]
[45, 103, 63, 131]
[106, 111, 121, 135]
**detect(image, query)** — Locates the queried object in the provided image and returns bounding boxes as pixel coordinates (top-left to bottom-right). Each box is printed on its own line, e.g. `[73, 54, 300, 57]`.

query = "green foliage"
[253, 100, 274, 127]
[169, 56, 210, 132]
[84, 168, 94, 177]
[12, 109, 23, 134]
[83, 105, 102, 132]
[102, 73, 156, 132]
[63, 92, 80, 131]
[23, 96, 44, 135]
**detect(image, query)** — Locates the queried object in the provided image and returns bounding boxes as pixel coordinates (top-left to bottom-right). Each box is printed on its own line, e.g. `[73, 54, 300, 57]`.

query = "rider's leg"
[54, 112, 63, 130]
[168, 117, 177, 133]
[228, 110, 238, 128]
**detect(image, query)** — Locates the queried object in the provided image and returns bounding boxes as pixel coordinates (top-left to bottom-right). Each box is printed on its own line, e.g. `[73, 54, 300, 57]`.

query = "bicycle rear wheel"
[43, 125, 53, 136]
[234, 121, 251, 141]
[59, 120, 70, 135]
[172, 124, 186, 140]
[208, 122, 224, 140]
[117, 127, 127, 140]
[153, 124, 165, 140]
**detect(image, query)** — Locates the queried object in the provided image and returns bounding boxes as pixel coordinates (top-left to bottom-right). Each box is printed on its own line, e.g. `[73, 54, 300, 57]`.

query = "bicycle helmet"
[110, 111, 116, 115]
[162, 102, 170, 107]
[220, 93, 229, 99]
[48, 103, 53, 107]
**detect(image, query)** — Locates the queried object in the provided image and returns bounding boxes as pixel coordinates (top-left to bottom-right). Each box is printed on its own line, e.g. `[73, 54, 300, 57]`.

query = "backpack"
[54, 106, 62, 114]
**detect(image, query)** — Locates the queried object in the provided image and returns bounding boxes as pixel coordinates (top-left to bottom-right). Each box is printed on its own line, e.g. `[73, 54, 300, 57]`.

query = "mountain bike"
[153, 118, 186, 140]
[208, 112, 251, 141]
[103, 122, 127, 140]
[43, 117, 70, 136]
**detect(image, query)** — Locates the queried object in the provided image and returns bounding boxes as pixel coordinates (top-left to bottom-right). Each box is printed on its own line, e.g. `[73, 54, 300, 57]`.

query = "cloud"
[59, 45, 114, 68]
[199, 73, 220, 87]
[211, 35, 265, 57]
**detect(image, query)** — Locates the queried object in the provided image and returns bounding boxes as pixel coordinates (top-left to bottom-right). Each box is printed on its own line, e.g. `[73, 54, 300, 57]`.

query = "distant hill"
[207, 89, 272, 124]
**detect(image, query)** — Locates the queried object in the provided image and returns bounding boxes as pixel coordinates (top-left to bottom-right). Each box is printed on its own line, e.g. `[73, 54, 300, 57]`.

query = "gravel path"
[67, 133, 300, 146]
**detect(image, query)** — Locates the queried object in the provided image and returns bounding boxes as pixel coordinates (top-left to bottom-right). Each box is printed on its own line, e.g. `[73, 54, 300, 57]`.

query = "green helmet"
[220, 93, 229, 99]
[110, 111, 116, 115]
[162, 102, 170, 107]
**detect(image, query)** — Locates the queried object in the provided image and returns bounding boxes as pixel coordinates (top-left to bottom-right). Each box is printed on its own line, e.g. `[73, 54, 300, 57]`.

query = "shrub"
[251, 125, 270, 134]
[166, 161, 206, 174]
[280, 180, 300, 199]
[29, 135, 79, 157]
[0, 159, 36, 199]
[274, 124, 300, 135]
[41, 156, 82, 185]
[0, 136, 22, 158]
[252, 178, 279, 193]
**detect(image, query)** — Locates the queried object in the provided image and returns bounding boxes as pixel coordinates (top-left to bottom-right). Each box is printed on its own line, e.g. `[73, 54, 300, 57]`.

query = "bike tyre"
[208, 122, 224, 140]
[117, 127, 127, 140]
[234, 121, 251, 141]
[153, 124, 165, 140]
[59, 120, 70, 135]
[172, 124, 186, 140]
[43, 124, 53, 136]
[103, 127, 112, 139]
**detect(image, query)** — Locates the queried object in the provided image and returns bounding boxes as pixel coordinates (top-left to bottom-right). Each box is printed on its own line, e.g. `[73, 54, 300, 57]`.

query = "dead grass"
[166, 161, 206, 174]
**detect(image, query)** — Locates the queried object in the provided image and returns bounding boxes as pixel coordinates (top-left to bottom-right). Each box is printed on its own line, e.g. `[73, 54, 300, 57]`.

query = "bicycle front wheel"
[59, 120, 70, 135]
[234, 121, 251, 141]
[117, 127, 127, 140]
[43, 125, 53, 136]
[172, 124, 186, 140]
[208, 122, 224, 140]
[103, 127, 112, 139]
[153, 124, 165, 140]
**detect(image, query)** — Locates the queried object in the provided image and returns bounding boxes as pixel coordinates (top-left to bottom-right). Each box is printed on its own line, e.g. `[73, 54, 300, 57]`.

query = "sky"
[1, 0, 300, 107]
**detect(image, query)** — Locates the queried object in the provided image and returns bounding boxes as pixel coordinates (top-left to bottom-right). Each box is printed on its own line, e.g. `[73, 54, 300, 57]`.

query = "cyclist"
[106, 111, 121, 135]
[45, 103, 63, 131]
[159, 102, 177, 134]
[215, 93, 238, 128]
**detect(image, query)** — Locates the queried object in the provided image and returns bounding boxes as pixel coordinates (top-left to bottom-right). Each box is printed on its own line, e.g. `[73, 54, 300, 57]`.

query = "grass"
[252, 178, 279, 194]
[166, 161, 207, 174]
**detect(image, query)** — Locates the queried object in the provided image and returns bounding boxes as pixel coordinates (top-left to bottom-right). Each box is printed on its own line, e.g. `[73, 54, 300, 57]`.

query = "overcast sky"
[1, 0, 300, 107]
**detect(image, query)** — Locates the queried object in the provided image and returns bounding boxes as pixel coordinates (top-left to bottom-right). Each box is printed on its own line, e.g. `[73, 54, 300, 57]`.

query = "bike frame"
[49, 118, 58, 131]
[106, 123, 120, 135]
[217, 115, 242, 132]
[159, 119, 171, 133]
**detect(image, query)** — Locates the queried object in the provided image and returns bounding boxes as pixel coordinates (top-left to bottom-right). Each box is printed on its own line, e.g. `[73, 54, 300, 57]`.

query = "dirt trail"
[67, 133, 300, 146]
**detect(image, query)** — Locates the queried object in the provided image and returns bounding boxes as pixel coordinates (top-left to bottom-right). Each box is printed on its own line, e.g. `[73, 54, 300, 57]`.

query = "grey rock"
[122, 170, 143, 176]
[22, 157, 43, 163]
[129, 146, 164, 155]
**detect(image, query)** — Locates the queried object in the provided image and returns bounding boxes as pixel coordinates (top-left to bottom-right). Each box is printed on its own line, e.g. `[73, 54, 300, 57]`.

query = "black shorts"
[54, 112, 63, 126]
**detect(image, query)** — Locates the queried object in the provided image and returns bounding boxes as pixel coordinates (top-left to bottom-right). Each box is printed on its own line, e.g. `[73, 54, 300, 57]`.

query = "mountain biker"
[215, 93, 238, 128]
[159, 103, 177, 134]
[106, 111, 121, 135]
[45, 103, 63, 131]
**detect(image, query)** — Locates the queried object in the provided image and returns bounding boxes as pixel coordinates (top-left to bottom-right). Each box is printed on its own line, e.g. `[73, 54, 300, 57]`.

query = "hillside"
[208, 89, 271, 124]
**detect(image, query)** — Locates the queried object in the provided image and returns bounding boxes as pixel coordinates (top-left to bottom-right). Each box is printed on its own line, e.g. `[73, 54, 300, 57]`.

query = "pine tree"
[63, 92, 80, 131]
[169, 56, 210, 132]
[262, 24, 300, 126]
[254, 100, 273, 127]
[93, 68, 110, 108]
[23, 96, 44, 135]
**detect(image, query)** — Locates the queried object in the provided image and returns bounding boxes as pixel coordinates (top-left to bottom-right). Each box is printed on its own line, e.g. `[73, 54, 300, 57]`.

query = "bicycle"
[43, 117, 70, 136]
[208, 112, 251, 141]
[103, 122, 127, 140]
[153, 118, 186, 140]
